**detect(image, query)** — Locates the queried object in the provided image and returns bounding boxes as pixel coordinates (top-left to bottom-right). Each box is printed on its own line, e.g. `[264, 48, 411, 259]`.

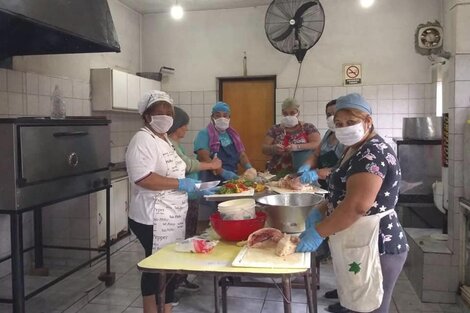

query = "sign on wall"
[343, 64, 362, 86]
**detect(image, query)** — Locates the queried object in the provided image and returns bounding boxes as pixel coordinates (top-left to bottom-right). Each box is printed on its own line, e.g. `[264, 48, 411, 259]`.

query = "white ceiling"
[119, 0, 272, 14]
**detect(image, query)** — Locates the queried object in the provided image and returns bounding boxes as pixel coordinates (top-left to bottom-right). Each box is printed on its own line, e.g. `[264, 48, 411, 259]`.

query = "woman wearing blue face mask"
[297, 93, 408, 313]
[126, 91, 200, 313]
[194, 102, 255, 182]
[262, 97, 321, 175]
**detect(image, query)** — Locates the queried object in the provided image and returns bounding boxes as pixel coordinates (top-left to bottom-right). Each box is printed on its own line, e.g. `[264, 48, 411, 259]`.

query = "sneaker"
[179, 279, 200, 292]
[326, 302, 351, 313]
[324, 289, 338, 299]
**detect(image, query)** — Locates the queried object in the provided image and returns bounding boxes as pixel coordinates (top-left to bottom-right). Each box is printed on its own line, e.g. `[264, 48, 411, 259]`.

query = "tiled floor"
[0, 239, 466, 313]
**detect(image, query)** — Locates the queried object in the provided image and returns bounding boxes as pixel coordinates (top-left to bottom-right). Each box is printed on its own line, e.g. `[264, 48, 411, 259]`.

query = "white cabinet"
[91, 68, 160, 112]
[96, 177, 129, 248]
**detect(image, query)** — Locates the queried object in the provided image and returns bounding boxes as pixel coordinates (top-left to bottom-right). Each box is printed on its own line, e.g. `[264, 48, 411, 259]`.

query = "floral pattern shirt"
[327, 135, 409, 255]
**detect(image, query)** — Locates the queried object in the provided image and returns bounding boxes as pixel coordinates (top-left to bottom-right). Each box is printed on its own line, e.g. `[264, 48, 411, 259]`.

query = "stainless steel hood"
[0, 0, 121, 59]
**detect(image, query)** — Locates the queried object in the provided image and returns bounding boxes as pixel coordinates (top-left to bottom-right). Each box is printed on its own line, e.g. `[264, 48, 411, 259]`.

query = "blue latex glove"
[245, 163, 253, 169]
[198, 187, 217, 197]
[221, 169, 239, 181]
[305, 208, 323, 229]
[296, 226, 325, 252]
[297, 164, 311, 174]
[177, 178, 201, 193]
[299, 170, 319, 184]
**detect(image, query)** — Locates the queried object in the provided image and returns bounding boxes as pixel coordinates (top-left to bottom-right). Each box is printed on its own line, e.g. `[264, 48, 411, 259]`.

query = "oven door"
[18, 124, 110, 185]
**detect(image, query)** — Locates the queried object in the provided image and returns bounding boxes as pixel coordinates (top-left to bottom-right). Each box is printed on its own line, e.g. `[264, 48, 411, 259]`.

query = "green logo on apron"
[348, 261, 361, 275]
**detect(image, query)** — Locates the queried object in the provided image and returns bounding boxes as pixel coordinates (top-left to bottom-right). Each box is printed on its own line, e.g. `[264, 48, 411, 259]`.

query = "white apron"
[141, 128, 188, 253]
[328, 209, 395, 313]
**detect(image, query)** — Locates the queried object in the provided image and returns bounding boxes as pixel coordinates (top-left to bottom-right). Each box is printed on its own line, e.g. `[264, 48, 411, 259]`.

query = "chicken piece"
[247, 228, 283, 248]
[275, 234, 300, 256]
[278, 175, 311, 191]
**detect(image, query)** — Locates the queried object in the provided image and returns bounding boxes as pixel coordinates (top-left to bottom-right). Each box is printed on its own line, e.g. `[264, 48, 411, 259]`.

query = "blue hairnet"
[336, 93, 372, 115]
[212, 102, 231, 114]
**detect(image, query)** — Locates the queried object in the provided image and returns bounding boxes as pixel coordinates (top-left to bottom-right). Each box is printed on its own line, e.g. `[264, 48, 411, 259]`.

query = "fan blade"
[272, 25, 294, 42]
[293, 1, 317, 21]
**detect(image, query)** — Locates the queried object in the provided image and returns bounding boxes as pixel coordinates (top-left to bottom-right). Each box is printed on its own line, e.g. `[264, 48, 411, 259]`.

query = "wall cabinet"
[96, 177, 129, 247]
[91, 68, 161, 112]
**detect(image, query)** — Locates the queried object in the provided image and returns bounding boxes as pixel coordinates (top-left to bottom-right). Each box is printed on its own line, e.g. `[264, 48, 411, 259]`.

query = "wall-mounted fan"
[265, 0, 325, 63]
[265, 0, 325, 97]
[415, 20, 451, 61]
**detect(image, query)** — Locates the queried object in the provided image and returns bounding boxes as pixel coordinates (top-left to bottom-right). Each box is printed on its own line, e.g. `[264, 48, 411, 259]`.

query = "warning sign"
[343, 64, 362, 86]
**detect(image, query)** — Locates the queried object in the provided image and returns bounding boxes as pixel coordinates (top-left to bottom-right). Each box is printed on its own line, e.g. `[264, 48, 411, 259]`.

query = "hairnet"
[138, 90, 173, 115]
[282, 98, 299, 110]
[168, 106, 190, 134]
[336, 93, 372, 115]
[211, 102, 231, 114]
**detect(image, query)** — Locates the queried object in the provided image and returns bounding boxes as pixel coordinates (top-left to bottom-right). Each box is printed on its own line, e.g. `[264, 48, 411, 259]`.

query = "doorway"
[218, 76, 276, 172]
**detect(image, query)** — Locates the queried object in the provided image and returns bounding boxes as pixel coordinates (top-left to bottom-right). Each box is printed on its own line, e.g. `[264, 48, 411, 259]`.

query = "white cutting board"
[232, 246, 310, 269]
[269, 185, 328, 195]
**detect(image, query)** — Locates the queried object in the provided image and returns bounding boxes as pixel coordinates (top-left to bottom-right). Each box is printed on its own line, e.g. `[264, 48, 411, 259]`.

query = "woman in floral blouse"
[297, 93, 408, 313]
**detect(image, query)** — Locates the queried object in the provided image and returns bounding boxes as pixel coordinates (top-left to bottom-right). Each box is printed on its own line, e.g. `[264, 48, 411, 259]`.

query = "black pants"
[128, 218, 177, 303]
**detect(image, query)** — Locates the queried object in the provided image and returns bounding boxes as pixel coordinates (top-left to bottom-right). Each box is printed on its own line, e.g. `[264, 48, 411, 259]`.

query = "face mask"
[281, 115, 298, 128]
[327, 116, 335, 131]
[335, 122, 366, 146]
[214, 117, 230, 131]
[149, 115, 173, 134]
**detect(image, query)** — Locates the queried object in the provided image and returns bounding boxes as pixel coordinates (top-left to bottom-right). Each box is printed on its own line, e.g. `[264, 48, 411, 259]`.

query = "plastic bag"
[174, 237, 219, 253]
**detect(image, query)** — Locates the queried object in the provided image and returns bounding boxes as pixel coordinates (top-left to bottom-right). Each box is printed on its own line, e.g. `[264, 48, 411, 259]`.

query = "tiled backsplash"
[168, 83, 437, 157]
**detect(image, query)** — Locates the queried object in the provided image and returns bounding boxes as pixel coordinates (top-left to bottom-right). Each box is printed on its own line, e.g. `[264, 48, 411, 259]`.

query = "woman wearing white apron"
[297, 93, 409, 313]
[126, 91, 199, 313]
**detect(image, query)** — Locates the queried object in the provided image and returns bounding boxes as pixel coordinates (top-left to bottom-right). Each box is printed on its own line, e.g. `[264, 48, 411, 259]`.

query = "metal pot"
[256, 193, 323, 233]
[402, 117, 442, 140]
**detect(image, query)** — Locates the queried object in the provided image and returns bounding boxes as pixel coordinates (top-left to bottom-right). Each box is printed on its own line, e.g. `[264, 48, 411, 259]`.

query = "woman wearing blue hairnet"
[297, 93, 408, 313]
[194, 102, 255, 182]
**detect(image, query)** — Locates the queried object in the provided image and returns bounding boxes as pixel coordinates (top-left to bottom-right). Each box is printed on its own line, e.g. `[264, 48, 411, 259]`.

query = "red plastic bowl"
[210, 211, 267, 241]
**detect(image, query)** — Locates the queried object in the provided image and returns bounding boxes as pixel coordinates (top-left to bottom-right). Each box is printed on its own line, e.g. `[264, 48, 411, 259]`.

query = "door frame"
[217, 76, 277, 123]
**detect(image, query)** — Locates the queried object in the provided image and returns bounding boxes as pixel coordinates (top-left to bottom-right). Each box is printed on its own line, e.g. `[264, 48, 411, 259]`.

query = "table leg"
[157, 272, 166, 313]
[221, 277, 228, 313]
[304, 271, 315, 313]
[281, 275, 292, 313]
[11, 212, 25, 313]
[213, 276, 220, 313]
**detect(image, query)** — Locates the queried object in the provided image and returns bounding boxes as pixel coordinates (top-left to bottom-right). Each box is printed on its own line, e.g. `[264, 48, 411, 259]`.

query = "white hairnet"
[138, 90, 173, 115]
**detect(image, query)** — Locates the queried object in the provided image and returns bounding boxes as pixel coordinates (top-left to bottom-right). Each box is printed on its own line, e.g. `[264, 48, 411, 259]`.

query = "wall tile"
[393, 84, 409, 99]
[362, 85, 378, 100]
[191, 104, 204, 117]
[83, 100, 91, 116]
[71, 98, 83, 116]
[38, 95, 50, 116]
[332, 86, 347, 99]
[189, 117, 204, 131]
[26, 72, 38, 95]
[303, 87, 317, 101]
[179, 104, 191, 116]
[454, 161, 464, 187]
[393, 114, 408, 129]
[367, 99, 378, 114]
[303, 101, 317, 115]
[8, 93, 24, 115]
[378, 85, 393, 100]
[168, 91, 179, 104]
[72, 80, 84, 99]
[454, 107, 469, 134]
[7, 70, 24, 93]
[454, 81, 470, 108]
[203, 90, 216, 104]
[454, 134, 464, 161]
[38, 75, 51, 96]
[179, 91, 191, 104]
[289, 87, 303, 102]
[0, 92, 8, 115]
[83, 83, 90, 100]
[392, 99, 409, 114]
[408, 99, 425, 114]
[392, 129, 402, 137]
[425, 83, 436, 99]
[409, 84, 425, 99]
[378, 99, 393, 114]
[347, 86, 362, 95]
[276, 88, 289, 101]
[377, 114, 394, 129]
[455, 54, 470, 81]
[0, 69, 6, 91]
[26, 95, 39, 116]
[303, 115, 317, 126]
[204, 104, 212, 116]
[316, 116, 327, 129]
[191, 91, 204, 104]
[317, 87, 332, 101]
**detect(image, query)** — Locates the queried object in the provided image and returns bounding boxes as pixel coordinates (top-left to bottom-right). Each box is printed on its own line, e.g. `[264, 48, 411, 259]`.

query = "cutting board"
[204, 188, 255, 200]
[232, 246, 310, 269]
[269, 185, 328, 195]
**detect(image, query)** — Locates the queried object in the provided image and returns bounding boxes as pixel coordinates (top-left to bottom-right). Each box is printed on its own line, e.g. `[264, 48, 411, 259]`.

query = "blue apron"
[199, 141, 240, 182]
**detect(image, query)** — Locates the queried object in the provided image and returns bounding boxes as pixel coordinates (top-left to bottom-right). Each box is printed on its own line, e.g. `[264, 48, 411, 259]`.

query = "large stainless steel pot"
[256, 193, 323, 233]
[402, 117, 442, 140]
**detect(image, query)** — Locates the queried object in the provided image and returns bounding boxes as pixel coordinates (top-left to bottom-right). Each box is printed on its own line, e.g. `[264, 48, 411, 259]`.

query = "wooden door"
[220, 77, 275, 172]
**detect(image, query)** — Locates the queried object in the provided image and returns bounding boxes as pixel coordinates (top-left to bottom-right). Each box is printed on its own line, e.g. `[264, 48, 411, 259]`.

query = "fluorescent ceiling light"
[171, 4, 184, 20]
[360, 0, 375, 8]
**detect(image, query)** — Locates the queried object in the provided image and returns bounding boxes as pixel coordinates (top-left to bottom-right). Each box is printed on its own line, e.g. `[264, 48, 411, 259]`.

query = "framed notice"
[343, 64, 362, 86]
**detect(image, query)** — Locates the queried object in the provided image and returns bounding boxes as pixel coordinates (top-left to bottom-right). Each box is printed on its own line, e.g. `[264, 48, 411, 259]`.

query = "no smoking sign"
[343, 64, 362, 86]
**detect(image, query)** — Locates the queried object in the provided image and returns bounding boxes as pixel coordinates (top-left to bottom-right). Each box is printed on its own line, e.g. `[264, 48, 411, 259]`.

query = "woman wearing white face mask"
[126, 90, 200, 313]
[262, 97, 321, 175]
[194, 102, 255, 183]
[296, 93, 408, 313]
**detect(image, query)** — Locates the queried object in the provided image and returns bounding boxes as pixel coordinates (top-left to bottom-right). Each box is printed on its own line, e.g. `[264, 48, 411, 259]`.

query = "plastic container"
[210, 211, 267, 241]
[464, 117, 470, 199]
[217, 199, 255, 220]
[50, 85, 66, 119]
